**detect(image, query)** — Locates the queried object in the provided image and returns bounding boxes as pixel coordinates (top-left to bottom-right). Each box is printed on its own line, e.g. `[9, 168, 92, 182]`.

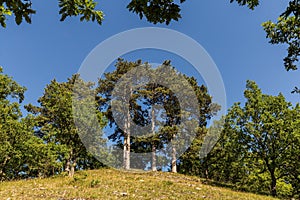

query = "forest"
[1, 58, 299, 198]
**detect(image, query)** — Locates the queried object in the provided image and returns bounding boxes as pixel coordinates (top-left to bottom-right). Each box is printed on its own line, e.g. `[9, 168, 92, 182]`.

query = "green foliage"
[231, 0, 300, 71]
[292, 86, 300, 93]
[127, 0, 186, 25]
[230, 0, 259, 10]
[276, 179, 293, 198]
[129, 0, 299, 71]
[26, 74, 107, 177]
[21, 129, 64, 178]
[97, 58, 146, 169]
[0, 67, 25, 102]
[0, 5, 12, 28]
[97, 59, 217, 171]
[177, 129, 205, 176]
[262, 4, 300, 71]
[230, 0, 300, 70]
[0, 0, 103, 27]
[58, 0, 104, 24]
[162, 180, 173, 186]
[204, 80, 300, 198]
[1, 64, 299, 199]
[90, 179, 100, 188]
[219, 1, 299, 92]
[0, 0, 35, 27]
[0, 67, 61, 179]
[0, 67, 28, 179]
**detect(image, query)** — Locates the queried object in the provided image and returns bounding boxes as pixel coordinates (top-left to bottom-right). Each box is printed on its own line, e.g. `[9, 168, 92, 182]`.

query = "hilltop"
[0, 168, 278, 200]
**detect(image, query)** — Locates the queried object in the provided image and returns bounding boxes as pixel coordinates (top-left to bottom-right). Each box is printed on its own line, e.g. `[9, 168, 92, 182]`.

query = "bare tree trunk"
[124, 91, 131, 170]
[123, 124, 130, 170]
[151, 107, 157, 171]
[205, 169, 209, 179]
[66, 150, 76, 177]
[152, 145, 157, 171]
[65, 159, 71, 176]
[123, 137, 127, 169]
[70, 159, 76, 177]
[125, 132, 130, 170]
[171, 140, 177, 173]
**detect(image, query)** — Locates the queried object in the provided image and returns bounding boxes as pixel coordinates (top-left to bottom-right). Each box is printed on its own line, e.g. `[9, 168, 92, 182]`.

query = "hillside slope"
[0, 168, 278, 200]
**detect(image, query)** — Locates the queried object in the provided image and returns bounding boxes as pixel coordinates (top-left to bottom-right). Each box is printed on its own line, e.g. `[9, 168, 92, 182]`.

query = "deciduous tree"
[26, 74, 107, 177]
[208, 80, 300, 197]
[0, 67, 60, 179]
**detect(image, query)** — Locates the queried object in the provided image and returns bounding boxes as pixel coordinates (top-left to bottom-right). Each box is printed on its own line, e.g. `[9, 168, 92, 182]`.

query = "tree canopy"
[96, 59, 218, 172]
[0, 0, 104, 28]
[0, 59, 299, 198]
[26, 74, 107, 177]
[202, 81, 300, 197]
[0, 67, 61, 179]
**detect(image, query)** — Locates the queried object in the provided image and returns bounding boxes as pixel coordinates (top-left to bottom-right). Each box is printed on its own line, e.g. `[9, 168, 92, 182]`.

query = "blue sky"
[0, 0, 299, 113]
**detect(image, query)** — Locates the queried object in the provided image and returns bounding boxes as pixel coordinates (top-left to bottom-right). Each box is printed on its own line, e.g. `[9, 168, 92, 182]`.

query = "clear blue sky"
[0, 0, 299, 113]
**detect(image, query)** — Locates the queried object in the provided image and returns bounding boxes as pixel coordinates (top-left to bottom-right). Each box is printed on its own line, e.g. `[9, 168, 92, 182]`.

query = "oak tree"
[210, 80, 300, 197]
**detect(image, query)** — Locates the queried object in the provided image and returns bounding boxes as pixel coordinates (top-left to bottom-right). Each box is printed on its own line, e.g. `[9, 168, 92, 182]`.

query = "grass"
[0, 168, 279, 200]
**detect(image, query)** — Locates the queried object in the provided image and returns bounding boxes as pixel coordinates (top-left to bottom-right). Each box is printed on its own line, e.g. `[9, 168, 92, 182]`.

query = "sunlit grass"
[0, 168, 278, 200]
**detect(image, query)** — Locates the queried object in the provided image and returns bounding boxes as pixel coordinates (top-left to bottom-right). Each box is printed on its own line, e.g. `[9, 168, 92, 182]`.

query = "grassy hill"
[0, 168, 278, 200]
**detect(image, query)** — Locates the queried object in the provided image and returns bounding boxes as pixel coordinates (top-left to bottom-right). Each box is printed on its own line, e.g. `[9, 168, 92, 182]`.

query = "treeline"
[179, 81, 300, 198]
[0, 59, 299, 199]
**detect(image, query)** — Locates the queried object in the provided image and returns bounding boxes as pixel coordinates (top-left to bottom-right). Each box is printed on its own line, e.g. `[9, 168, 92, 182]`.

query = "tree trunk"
[171, 141, 177, 173]
[270, 170, 277, 196]
[152, 144, 157, 171]
[205, 169, 209, 179]
[70, 159, 76, 177]
[66, 151, 76, 177]
[151, 107, 157, 171]
[266, 159, 277, 197]
[123, 130, 130, 170]
[125, 133, 130, 170]
[123, 137, 127, 169]
[65, 159, 70, 176]
[124, 95, 131, 170]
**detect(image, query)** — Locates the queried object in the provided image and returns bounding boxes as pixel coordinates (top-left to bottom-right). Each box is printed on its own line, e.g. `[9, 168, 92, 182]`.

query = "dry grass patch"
[0, 168, 279, 200]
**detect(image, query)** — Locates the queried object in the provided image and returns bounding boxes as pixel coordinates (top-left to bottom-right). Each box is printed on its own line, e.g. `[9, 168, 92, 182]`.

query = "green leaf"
[15, 14, 23, 25]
